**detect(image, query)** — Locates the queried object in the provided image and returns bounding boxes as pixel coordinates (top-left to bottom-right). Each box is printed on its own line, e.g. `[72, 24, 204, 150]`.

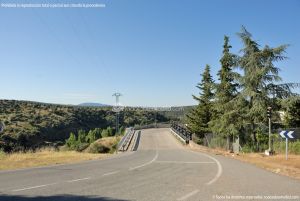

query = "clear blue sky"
[0, 0, 299, 106]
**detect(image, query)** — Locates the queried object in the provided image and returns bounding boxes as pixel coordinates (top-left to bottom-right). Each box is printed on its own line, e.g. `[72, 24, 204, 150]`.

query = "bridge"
[0, 128, 299, 201]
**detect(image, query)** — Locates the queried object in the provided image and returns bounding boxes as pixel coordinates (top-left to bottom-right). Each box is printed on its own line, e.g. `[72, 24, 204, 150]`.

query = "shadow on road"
[0, 194, 130, 201]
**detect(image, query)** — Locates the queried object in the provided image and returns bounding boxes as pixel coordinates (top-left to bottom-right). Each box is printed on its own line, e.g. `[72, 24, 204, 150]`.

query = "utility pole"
[112, 93, 122, 135]
[265, 106, 273, 155]
[154, 107, 157, 128]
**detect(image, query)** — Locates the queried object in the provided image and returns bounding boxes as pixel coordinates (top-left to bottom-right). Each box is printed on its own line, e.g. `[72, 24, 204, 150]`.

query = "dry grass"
[84, 136, 121, 153]
[235, 153, 300, 180]
[96, 136, 121, 147]
[0, 148, 109, 171]
[188, 141, 300, 180]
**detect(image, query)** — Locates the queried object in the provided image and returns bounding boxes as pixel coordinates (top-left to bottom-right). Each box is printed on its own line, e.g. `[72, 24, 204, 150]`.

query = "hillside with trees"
[0, 100, 171, 152]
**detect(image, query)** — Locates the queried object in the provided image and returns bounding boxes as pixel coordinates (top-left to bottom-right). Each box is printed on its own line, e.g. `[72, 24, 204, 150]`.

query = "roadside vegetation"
[0, 148, 109, 171]
[64, 127, 123, 153]
[186, 27, 300, 153]
[0, 127, 123, 170]
[0, 100, 172, 152]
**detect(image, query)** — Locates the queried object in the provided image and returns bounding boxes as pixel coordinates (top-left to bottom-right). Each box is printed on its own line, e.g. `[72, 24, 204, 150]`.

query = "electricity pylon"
[112, 93, 122, 135]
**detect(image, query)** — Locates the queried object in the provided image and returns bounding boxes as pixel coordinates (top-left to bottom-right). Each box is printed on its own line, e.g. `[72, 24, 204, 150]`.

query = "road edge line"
[177, 189, 199, 201]
[187, 149, 223, 185]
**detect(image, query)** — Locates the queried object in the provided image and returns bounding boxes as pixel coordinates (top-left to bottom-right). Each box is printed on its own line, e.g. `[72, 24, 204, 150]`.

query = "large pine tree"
[237, 26, 288, 146]
[209, 36, 242, 143]
[187, 65, 214, 138]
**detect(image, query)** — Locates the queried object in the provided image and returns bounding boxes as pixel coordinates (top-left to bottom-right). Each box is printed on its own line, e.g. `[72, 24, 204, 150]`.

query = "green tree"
[77, 129, 86, 143]
[209, 36, 242, 148]
[237, 26, 288, 147]
[187, 65, 214, 138]
[106, 126, 113, 136]
[101, 128, 109, 138]
[119, 126, 125, 135]
[66, 132, 77, 149]
[94, 128, 102, 139]
[282, 97, 300, 127]
[85, 130, 96, 144]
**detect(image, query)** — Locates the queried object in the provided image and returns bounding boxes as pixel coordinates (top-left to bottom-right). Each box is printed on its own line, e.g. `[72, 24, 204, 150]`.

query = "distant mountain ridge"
[78, 102, 110, 107]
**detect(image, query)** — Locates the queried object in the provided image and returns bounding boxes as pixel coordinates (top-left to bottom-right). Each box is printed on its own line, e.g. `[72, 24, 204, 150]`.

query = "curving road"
[0, 128, 299, 201]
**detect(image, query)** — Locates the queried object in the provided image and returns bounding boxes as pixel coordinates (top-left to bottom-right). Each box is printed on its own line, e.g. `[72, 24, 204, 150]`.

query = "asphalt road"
[0, 128, 299, 201]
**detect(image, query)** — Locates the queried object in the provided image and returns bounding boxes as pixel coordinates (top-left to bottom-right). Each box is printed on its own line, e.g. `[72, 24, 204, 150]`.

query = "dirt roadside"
[188, 141, 300, 180]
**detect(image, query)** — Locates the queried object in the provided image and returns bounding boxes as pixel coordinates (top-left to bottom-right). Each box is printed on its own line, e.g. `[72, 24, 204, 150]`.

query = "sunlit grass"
[0, 148, 109, 171]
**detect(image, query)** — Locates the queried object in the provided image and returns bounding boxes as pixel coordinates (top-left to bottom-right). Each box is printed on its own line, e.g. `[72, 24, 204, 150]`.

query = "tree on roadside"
[101, 127, 111, 138]
[77, 129, 86, 143]
[282, 97, 300, 127]
[93, 128, 102, 139]
[86, 130, 96, 144]
[106, 126, 113, 136]
[209, 36, 242, 149]
[237, 26, 289, 148]
[187, 65, 214, 139]
[66, 132, 77, 149]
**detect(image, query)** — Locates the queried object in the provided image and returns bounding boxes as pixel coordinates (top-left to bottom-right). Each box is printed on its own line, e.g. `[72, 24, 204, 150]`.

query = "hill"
[0, 100, 172, 152]
[78, 102, 110, 107]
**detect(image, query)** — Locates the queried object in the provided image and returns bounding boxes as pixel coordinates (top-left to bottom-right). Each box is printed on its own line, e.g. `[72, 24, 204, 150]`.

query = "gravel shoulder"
[188, 141, 300, 180]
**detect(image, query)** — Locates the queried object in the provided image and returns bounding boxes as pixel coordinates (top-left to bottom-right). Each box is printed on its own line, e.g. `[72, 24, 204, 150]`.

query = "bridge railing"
[117, 127, 135, 152]
[134, 123, 171, 130]
[131, 130, 141, 151]
[170, 122, 192, 144]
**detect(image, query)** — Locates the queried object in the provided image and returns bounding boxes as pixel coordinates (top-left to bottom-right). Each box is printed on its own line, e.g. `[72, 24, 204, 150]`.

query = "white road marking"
[155, 160, 215, 164]
[187, 150, 223, 185]
[204, 155, 222, 185]
[12, 183, 57, 192]
[67, 177, 90, 183]
[168, 128, 223, 185]
[102, 171, 119, 176]
[129, 151, 158, 170]
[129, 132, 159, 171]
[177, 189, 199, 201]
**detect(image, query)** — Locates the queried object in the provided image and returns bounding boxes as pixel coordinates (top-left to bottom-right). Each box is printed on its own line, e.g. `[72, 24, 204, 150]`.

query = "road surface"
[0, 128, 299, 201]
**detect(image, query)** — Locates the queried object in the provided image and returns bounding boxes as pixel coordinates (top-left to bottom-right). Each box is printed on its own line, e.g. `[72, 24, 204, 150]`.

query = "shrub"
[77, 130, 87, 143]
[0, 149, 5, 159]
[76, 143, 90, 152]
[66, 132, 77, 149]
[94, 128, 102, 139]
[210, 137, 227, 149]
[107, 126, 113, 136]
[241, 144, 255, 153]
[273, 140, 300, 154]
[85, 130, 96, 144]
[101, 129, 109, 138]
[193, 137, 203, 145]
[88, 142, 110, 153]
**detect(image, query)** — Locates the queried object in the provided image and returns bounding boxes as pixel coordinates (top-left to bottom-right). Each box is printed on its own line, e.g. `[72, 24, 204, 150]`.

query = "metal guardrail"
[117, 127, 135, 152]
[131, 130, 141, 151]
[134, 123, 171, 130]
[171, 123, 192, 144]
[117, 127, 132, 151]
